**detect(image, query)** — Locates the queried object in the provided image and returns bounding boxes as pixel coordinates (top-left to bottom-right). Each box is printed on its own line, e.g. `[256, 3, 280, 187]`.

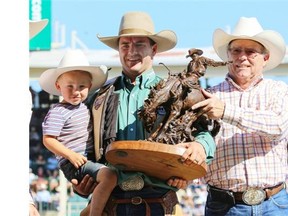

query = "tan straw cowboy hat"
[213, 17, 286, 71]
[29, 19, 49, 39]
[97, 11, 177, 53]
[39, 49, 108, 96]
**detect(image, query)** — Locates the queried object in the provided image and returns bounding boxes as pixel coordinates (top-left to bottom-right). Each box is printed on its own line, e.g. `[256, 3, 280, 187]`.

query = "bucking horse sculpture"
[138, 48, 230, 144]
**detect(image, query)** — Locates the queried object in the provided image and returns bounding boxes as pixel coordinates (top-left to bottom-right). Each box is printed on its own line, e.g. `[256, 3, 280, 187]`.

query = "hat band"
[119, 28, 153, 36]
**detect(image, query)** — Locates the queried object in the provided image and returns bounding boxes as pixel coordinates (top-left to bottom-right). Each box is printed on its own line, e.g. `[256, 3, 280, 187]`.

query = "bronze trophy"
[106, 48, 229, 181]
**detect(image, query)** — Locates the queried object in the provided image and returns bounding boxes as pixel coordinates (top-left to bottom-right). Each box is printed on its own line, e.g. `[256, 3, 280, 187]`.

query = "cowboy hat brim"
[213, 28, 286, 71]
[97, 30, 177, 53]
[39, 65, 108, 96]
[29, 19, 49, 39]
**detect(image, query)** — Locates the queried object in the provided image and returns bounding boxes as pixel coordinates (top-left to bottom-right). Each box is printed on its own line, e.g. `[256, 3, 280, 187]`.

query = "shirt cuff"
[194, 131, 216, 164]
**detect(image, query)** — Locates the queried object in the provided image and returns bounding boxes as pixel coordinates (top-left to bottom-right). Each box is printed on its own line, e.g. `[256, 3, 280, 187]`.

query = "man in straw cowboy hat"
[72, 11, 216, 215]
[29, 19, 49, 216]
[39, 49, 120, 216]
[191, 17, 288, 215]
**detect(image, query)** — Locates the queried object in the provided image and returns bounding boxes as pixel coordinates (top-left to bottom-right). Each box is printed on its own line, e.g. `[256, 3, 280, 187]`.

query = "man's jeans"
[205, 188, 288, 216]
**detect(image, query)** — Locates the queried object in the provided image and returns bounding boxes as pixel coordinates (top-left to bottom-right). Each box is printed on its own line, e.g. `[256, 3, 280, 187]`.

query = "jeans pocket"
[270, 189, 288, 209]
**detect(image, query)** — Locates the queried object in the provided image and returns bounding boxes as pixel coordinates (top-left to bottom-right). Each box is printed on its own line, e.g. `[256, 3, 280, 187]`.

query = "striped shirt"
[204, 75, 288, 192]
[42, 102, 93, 165]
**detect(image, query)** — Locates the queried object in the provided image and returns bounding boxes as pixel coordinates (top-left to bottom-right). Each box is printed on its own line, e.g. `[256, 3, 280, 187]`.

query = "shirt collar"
[120, 69, 157, 89]
[225, 73, 263, 91]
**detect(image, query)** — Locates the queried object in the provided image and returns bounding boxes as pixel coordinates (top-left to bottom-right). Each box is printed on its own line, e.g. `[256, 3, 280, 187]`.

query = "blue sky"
[51, 0, 288, 50]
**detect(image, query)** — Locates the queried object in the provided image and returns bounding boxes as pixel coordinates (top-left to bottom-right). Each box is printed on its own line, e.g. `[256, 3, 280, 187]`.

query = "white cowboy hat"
[29, 19, 49, 39]
[39, 49, 108, 96]
[213, 17, 286, 71]
[97, 11, 177, 53]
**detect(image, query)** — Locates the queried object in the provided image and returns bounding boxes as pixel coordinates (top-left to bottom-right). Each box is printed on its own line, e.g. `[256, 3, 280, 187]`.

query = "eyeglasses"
[228, 47, 265, 59]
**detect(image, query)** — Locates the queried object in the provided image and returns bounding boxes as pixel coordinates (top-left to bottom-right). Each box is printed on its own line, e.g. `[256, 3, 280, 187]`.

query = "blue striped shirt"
[42, 102, 93, 165]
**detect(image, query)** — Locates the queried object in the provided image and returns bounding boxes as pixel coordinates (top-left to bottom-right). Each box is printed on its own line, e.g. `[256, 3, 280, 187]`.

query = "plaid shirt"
[204, 74, 288, 192]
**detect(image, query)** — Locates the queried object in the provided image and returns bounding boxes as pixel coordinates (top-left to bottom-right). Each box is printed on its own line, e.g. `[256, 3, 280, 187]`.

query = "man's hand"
[166, 141, 207, 190]
[192, 89, 225, 120]
[71, 174, 97, 196]
[177, 141, 206, 165]
[166, 177, 188, 189]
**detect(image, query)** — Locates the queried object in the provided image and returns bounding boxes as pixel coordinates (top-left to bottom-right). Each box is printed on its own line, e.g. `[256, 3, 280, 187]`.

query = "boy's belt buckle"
[119, 176, 144, 191]
[242, 188, 266, 205]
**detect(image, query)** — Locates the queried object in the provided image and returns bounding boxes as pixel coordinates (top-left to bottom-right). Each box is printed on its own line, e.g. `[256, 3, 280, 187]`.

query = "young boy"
[39, 49, 117, 216]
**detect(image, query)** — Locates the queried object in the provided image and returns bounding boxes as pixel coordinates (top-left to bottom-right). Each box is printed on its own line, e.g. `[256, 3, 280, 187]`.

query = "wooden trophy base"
[105, 140, 207, 181]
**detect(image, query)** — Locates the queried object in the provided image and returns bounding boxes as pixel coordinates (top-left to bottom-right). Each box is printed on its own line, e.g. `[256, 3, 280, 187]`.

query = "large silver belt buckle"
[119, 176, 144, 191]
[242, 188, 266, 205]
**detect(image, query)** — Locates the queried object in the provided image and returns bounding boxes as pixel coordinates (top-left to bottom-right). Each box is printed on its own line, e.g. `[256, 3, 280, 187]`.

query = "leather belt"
[234, 183, 284, 204]
[208, 183, 285, 205]
[104, 190, 178, 216]
[110, 196, 162, 216]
